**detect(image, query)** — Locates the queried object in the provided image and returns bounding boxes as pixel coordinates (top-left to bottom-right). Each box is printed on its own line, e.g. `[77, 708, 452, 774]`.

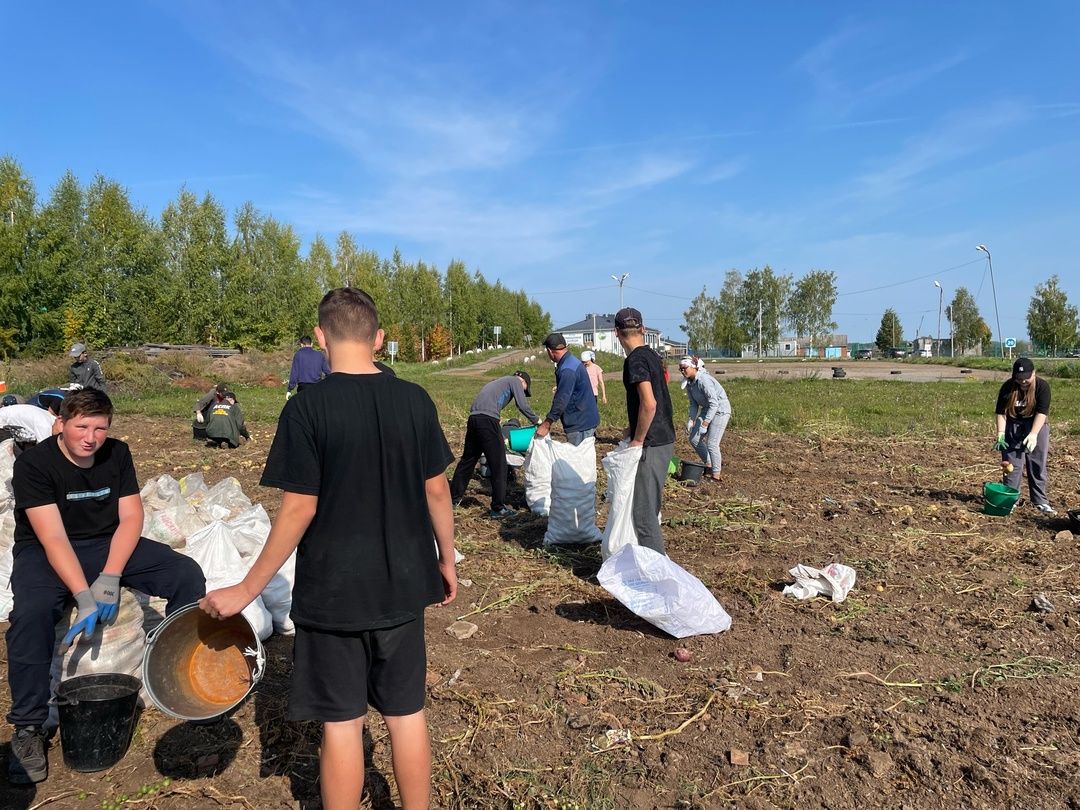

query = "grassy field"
[4, 348, 1080, 437]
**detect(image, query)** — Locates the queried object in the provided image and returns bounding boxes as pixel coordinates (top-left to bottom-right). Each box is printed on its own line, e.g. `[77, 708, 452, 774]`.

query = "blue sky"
[3, 2, 1079, 343]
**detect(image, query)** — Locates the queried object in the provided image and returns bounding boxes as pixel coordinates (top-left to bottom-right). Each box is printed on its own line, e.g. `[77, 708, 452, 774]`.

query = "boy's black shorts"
[288, 615, 427, 722]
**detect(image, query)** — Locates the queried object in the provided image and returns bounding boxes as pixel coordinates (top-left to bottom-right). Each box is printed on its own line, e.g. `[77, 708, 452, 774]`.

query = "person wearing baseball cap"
[449, 370, 539, 518]
[67, 343, 106, 392]
[536, 334, 600, 446]
[615, 306, 675, 554]
[994, 357, 1055, 514]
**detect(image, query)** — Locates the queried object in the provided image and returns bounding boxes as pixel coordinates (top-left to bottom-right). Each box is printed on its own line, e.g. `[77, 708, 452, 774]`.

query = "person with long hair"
[679, 356, 731, 482]
[994, 357, 1054, 514]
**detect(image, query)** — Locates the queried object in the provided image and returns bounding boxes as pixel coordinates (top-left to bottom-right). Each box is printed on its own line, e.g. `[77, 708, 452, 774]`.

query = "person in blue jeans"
[535, 333, 600, 446]
[5, 389, 205, 784]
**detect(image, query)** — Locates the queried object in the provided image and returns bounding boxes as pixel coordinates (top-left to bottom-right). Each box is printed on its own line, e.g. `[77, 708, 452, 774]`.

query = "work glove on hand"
[90, 573, 121, 623]
[1022, 432, 1038, 453]
[62, 590, 100, 647]
[195, 411, 204, 424]
[285, 391, 293, 401]
[686, 419, 695, 435]
[994, 433, 1008, 452]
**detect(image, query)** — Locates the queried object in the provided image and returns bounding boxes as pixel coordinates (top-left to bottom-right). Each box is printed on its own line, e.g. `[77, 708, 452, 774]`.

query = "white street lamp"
[976, 245, 1005, 358]
[611, 273, 630, 310]
[934, 280, 943, 358]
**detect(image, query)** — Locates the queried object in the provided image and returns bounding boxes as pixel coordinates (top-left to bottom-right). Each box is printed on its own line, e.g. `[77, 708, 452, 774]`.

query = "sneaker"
[1035, 503, 1056, 515]
[489, 506, 515, 519]
[8, 725, 48, 784]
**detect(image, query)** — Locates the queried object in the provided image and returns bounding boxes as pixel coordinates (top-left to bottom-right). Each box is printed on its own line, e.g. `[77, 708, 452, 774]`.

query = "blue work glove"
[90, 573, 121, 623]
[1022, 432, 1038, 453]
[62, 590, 100, 647]
[994, 433, 1007, 452]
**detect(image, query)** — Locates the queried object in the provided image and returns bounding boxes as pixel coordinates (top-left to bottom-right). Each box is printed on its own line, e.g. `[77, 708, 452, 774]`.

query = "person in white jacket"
[679, 356, 731, 481]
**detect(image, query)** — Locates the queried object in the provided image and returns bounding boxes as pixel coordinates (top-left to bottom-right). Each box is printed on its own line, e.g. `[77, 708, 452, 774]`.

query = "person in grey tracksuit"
[679, 356, 731, 480]
[995, 357, 1054, 514]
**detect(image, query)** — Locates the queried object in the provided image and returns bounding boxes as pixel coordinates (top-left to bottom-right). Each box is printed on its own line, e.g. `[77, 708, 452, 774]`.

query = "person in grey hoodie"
[449, 371, 538, 518]
[679, 356, 731, 481]
[67, 343, 106, 392]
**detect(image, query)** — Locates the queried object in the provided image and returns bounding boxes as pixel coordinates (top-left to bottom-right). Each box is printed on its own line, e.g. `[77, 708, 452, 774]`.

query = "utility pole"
[976, 245, 1004, 358]
[757, 300, 763, 359]
[934, 281, 943, 358]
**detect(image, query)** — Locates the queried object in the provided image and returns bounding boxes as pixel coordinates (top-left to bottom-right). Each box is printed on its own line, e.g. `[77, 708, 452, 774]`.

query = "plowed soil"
[3, 413, 1078, 809]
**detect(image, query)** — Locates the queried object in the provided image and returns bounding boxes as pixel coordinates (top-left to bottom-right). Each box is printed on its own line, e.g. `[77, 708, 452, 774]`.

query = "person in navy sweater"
[286, 336, 331, 398]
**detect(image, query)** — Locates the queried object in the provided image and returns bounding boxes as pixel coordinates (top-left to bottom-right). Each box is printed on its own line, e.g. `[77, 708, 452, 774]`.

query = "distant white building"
[741, 334, 850, 359]
[556, 313, 663, 358]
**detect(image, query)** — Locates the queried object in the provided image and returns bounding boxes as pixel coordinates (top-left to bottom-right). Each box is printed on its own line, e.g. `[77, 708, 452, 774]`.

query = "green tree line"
[681, 266, 838, 356]
[0, 157, 551, 361]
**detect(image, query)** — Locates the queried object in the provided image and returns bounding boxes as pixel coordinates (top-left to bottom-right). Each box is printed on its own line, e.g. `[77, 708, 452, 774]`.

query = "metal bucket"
[142, 603, 265, 722]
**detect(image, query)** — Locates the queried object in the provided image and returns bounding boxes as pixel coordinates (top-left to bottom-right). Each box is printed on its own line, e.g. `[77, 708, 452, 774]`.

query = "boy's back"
[260, 372, 453, 631]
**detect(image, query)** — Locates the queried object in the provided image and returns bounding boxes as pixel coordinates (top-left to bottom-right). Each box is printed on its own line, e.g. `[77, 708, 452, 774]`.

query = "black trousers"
[449, 414, 508, 510]
[5, 536, 206, 727]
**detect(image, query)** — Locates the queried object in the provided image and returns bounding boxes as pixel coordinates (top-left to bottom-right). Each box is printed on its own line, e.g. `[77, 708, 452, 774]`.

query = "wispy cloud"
[586, 155, 694, 197]
[794, 20, 968, 120]
[695, 159, 744, 185]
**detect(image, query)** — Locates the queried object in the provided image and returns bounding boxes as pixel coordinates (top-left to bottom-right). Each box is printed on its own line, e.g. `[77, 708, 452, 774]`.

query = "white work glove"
[686, 419, 695, 435]
[285, 391, 294, 401]
[195, 411, 204, 424]
[1022, 432, 1038, 453]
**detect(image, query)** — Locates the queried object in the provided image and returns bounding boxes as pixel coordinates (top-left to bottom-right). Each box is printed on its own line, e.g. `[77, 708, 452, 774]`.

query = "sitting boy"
[5, 389, 206, 784]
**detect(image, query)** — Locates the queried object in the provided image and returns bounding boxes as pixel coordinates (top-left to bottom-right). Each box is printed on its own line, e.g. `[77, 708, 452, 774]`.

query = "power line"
[836, 258, 982, 297]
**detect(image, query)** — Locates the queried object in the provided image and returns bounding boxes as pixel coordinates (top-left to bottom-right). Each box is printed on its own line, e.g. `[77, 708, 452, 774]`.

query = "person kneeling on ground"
[192, 383, 227, 438]
[200, 287, 457, 810]
[205, 390, 250, 448]
[5, 389, 206, 784]
[449, 371, 539, 518]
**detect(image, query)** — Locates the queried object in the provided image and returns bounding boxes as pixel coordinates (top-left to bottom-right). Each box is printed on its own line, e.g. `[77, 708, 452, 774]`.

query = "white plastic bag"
[199, 476, 252, 522]
[783, 563, 856, 603]
[601, 443, 643, 561]
[143, 502, 207, 549]
[597, 544, 732, 638]
[543, 437, 602, 546]
[524, 437, 556, 515]
[185, 522, 273, 640]
[0, 439, 15, 512]
[225, 504, 271, 558]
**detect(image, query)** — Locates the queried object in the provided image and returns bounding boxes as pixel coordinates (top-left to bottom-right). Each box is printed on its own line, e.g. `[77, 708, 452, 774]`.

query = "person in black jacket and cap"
[67, 343, 106, 392]
[994, 357, 1055, 514]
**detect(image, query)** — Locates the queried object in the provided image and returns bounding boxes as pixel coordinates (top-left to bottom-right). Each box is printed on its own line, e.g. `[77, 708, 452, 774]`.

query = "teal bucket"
[983, 482, 1019, 516]
[507, 425, 538, 452]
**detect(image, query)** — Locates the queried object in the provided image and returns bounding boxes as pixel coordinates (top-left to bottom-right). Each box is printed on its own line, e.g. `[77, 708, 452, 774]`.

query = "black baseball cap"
[542, 332, 567, 350]
[514, 370, 532, 396]
[1012, 357, 1034, 381]
[614, 307, 643, 329]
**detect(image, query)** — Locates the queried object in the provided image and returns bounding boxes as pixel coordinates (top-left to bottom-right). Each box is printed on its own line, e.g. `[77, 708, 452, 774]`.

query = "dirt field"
[3, 413, 1079, 809]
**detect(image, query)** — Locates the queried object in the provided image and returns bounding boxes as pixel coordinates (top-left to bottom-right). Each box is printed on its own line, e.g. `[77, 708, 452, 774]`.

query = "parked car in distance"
[887, 348, 908, 358]
[853, 349, 873, 359]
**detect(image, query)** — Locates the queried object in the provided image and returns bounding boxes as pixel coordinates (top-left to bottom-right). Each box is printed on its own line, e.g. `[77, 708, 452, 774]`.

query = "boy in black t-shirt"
[615, 307, 675, 555]
[200, 288, 457, 810]
[5, 390, 206, 784]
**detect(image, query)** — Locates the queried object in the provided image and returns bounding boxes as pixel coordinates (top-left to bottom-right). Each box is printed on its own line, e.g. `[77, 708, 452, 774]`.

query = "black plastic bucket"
[56, 673, 141, 772]
[680, 460, 705, 484]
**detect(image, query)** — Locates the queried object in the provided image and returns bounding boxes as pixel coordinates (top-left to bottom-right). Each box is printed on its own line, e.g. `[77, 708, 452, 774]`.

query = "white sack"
[0, 510, 15, 621]
[143, 502, 206, 549]
[783, 563, 856, 603]
[600, 443, 643, 561]
[198, 476, 252, 522]
[186, 522, 273, 640]
[597, 543, 732, 639]
[224, 505, 296, 635]
[139, 474, 183, 512]
[50, 588, 148, 725]
[178, 471, 208, 503]
[524, 437, 556, 516]
[0, 439, 15, 512]
[542, 437, 603, 546]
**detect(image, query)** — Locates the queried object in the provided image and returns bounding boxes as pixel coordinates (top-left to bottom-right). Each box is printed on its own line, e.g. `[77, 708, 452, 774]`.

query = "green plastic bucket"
[983, 482, 1019, 516]
[507, 425, 538, 452]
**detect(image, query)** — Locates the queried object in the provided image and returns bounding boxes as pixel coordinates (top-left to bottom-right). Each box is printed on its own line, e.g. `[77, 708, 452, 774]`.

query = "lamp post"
[611, 273, 629, 309]
[976, 244, 1004, 358]
[934, 280, 943, 358]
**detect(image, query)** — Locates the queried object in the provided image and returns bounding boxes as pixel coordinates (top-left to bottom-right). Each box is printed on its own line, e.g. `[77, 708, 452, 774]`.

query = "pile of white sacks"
[0, 439, 293, 715]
